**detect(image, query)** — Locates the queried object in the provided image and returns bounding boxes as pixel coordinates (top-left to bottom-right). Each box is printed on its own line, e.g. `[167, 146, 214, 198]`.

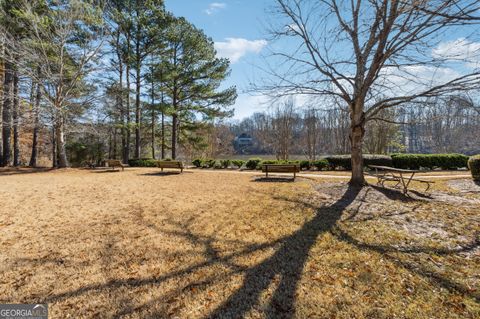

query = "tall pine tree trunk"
[134, 44, 141, 159]
[119, 63, 127, 164]
[113, 127, 118, 159]
[161, 110, 165, 159]
[12, 66, 19, 167]
[0, 53, 4, 162]
[150, 75, 155, 159]
[171, 114, 177, 160]
[1, 59, 13, 167]
[29, 80, 41, 167]
[125, 35, 131, 163]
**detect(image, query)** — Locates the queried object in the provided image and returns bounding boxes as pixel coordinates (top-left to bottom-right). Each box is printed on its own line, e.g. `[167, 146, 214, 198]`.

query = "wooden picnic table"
[368, 165, 434, 194]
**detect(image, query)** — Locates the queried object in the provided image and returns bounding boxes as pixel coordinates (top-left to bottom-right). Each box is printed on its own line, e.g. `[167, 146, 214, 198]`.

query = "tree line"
[225, 95, 480, 160]
[0, 0, 236, 168]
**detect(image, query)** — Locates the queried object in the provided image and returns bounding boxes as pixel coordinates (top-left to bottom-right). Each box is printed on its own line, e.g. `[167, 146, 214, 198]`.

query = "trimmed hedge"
[128, 158, 158, 167]
[190, 154, 469, 171]
[245, 158, 262, 170]
[192, 158, 202, 168]
[312, 159, 329, 171]
[220, 159, 231, 168]
[232, 160, 245, 168]
[468, 155, 480, 181]
[391, 153, 468, 170]
[324, 154, 392, 170]
[202, 159, 216, 168]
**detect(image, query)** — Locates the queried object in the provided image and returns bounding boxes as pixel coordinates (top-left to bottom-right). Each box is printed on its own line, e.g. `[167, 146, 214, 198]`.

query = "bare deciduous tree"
[262, 0, 480, 185]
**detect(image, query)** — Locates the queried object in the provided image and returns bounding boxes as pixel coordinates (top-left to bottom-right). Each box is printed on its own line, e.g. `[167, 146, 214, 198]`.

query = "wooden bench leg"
[293, 171, 296, 180]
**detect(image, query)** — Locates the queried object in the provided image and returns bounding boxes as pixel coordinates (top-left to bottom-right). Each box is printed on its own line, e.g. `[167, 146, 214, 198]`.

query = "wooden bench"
[157, 160, 184, 173]
[368, 165, 435, 193]
[106, 159, 125, 171]
[262, 164, 300, 180]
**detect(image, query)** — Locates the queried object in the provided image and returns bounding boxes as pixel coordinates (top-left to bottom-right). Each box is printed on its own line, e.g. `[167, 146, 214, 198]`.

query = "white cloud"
[432, 38, 480, 68]
[232, 94, 271, 119]
[214, 38, 268, 63]
[204, 2, 226, 15]
[378, 65, 463, 95]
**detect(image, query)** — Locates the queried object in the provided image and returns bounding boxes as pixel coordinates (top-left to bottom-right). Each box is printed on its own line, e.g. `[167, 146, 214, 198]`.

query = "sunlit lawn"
[0, 168, 478, 318]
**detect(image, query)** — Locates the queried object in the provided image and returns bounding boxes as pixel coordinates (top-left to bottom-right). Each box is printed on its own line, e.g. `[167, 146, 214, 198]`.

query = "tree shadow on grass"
[332, 226, 480, 302]
[140, 171, 192, 176]
[0, 168, 54, 176]
[37, 184, 360, 318]
[93, 170, 123, 174]
[252, 176, 296, 183]
[36, 183, 478, 317]
[205, 184, 362, 318]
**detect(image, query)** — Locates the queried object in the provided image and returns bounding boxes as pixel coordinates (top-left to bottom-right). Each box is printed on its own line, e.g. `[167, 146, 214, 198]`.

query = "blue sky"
[163, 1, 480, 120]
[165, 0, 272, 120]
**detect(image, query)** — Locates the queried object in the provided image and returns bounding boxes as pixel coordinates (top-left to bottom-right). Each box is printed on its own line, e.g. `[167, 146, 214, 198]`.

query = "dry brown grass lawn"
[0, 168, 479, 318]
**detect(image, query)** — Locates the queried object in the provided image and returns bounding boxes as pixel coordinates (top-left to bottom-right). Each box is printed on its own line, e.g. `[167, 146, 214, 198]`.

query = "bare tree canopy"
[260, 0, 480, 185]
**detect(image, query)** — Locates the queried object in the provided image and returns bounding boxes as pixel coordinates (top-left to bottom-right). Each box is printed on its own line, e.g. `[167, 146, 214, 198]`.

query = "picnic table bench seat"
[368, 165, 434, 193]
[262, 164, 300, 180]
[157, 160, 184, 173]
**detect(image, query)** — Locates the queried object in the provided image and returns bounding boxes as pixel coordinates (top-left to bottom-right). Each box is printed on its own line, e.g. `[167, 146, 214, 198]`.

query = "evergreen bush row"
[191, 153, 470, 171]
[128, 153, 471, 171]
[391, 153, 469, 170]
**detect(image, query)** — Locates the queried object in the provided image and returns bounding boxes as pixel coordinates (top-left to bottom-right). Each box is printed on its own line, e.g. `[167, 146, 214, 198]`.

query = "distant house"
[234, 133, 254, 153]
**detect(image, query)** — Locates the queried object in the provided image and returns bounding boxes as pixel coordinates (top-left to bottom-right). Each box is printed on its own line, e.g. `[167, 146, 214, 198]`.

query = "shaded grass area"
[0, 168, 478, 318]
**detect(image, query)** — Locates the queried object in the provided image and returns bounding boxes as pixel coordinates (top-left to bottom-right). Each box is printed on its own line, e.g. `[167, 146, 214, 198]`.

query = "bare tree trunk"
[55, 116, 68, 168]
[1, 59, 13, 167]
[52, 125, 57, 168]
[29, 80, 41, 167]
[12, 66, 19, 166]
[350, 108, 366, 186]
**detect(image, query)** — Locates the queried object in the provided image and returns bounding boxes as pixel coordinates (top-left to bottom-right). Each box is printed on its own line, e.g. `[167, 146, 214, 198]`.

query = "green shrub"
[220, 159, 231, 168]
[202, 158, 216, 168]
[364, 154, 393, 167]
[324, 154, 392, 170]
[232, 160, 245, 169]
[245, 158, 262, 170]
[391, 153, 468, 170]
[312, 159, 329, 171]
[324, 155, 352, 170]
[468, 155, 480, 181]
[213, 161, 223, 169]
[128, 158, 158, 167]
[192, 158, 202, 168]
[299, 160, 311, 170]
[260, 160, 279, 166]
